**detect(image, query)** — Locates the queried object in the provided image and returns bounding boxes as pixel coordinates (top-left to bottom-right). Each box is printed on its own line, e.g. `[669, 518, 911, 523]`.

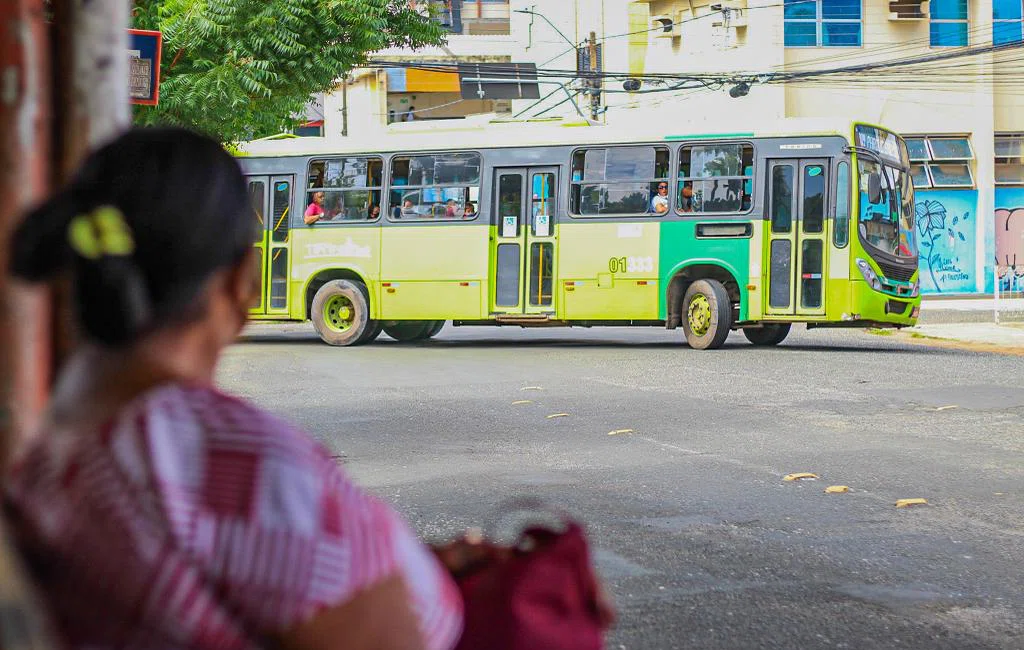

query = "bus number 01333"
[608, 256, 654, 274]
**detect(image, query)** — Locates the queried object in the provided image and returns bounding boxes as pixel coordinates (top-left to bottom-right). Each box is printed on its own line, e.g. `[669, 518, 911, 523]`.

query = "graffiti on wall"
[914, 190, 977, 294]
[994, 187, 1024, 292]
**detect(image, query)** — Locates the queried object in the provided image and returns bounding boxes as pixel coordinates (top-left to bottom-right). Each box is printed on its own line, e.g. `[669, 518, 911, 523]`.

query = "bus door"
[247, 175, 293, 316]
[491, 167, 558, 315]
[764, 159, 828, 317]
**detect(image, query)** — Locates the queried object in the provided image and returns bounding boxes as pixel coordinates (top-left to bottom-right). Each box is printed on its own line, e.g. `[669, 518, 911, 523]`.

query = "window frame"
[386, 150, 483, 222]
[995, 133, 1024, 186]
[675, 141, 756, 217]
[784, 0, 863, 48]
[903, 134, 975, 189]
[929, 0, 970, 47]
[993, 0, 1024, 45]
[304, 156, 385, 224]
[568, 144, 672, 219]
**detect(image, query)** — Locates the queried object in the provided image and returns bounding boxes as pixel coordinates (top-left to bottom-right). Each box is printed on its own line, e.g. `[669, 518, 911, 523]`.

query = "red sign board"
[128, 29, 162, 106]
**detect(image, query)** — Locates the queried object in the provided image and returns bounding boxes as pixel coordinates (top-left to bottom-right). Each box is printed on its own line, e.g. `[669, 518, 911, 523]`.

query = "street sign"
[458, 63, 540, 100]
[128, 29, 162, 106]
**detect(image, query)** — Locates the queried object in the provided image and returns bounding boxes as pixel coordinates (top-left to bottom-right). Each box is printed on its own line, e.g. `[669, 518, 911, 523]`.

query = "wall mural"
[914, 189, 978, 294]
[994, 188, 1024, 293]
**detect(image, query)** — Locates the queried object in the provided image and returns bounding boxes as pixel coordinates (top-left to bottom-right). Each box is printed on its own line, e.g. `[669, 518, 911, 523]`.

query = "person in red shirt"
[303, 191, 327, 225]
[4, 128, 464, 650]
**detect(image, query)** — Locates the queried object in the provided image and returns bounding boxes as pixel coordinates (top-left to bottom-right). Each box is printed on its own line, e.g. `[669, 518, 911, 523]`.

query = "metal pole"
[0, 0, 53, 464]
[342, 76, 349, 137]
[587, 31, 600, 122]
[51, 0, 131, 364]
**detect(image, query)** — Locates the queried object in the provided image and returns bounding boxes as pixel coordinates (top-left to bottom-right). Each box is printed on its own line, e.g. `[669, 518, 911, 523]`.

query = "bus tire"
[423, 320, 445, 339]
[682, 279, 733, 350]
[384, 321, 431, 342]
[743, 323, 791, 346]
[311, 280, 371, 346]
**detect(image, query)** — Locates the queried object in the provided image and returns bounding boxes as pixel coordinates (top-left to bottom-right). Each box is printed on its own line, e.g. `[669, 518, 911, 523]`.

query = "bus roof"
[235, 114, 864, 158]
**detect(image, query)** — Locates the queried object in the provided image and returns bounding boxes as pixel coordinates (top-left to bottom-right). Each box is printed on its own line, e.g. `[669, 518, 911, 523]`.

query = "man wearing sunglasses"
[651, 182, 670, 214]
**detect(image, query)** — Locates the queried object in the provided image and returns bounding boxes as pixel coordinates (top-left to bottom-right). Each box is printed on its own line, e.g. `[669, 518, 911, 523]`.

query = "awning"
[386, 67, 461, 93]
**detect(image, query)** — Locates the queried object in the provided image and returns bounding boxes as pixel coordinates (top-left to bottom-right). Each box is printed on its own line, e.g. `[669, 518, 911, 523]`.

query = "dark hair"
[10, 127, 254, 347]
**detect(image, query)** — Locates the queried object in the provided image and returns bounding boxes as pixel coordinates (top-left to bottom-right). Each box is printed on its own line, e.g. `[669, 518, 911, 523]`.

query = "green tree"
[132, 0, 446, 142]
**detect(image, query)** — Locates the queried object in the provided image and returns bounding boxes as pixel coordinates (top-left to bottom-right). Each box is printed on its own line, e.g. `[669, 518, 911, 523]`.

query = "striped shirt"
[4, 384, 462, 649]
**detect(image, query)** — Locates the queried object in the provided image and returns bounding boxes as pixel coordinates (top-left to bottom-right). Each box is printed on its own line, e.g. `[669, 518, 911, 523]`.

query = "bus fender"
[664, 260, 744, 329]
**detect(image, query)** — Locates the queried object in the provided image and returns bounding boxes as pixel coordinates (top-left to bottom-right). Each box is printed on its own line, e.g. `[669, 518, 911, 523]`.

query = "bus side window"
[306, 156, 384, 223]
[569, 145, 670, 217]
[835, 161, 850, 248]
[677, 144, 754, 214]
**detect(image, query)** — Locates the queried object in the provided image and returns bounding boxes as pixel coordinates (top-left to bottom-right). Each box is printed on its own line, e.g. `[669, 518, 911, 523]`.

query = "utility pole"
[587, 31, 601, 122]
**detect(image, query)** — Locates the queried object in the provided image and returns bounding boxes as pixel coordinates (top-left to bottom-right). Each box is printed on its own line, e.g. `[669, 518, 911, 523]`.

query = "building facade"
[303, 0, 1024, 295]
[506, 0, 1024, 296]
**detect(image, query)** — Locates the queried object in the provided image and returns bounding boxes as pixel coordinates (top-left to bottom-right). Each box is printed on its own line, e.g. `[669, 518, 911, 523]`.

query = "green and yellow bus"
[237, 117, 920, 349]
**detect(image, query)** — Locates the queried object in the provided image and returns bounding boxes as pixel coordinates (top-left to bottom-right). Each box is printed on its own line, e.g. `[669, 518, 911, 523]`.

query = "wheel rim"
[687, 294, 712, 337]
[323, 295, 355, 333]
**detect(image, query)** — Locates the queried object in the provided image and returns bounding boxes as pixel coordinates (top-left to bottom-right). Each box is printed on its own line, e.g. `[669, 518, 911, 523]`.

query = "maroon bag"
[453, 518, 612, 650]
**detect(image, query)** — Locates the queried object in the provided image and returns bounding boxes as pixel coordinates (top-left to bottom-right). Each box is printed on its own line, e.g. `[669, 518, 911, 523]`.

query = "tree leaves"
[132, 0, 446, 142]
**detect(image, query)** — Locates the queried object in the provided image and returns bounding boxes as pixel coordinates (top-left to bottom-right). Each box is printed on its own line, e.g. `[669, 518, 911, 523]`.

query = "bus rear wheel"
[311, 280, 372, 346]
[682, 279, 733, 350]
[424, 320, 445, 339]
[743, 323, 791, 346]
[384, 321, 431, 342]
[358, 321, 384, 344]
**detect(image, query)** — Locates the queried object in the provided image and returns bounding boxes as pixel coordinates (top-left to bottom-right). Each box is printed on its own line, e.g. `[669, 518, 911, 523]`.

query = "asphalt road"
[219, 324, 1024, 650]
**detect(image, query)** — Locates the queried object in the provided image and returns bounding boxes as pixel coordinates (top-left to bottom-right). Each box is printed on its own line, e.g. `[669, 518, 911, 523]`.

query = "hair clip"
[68, 206, 135, 260]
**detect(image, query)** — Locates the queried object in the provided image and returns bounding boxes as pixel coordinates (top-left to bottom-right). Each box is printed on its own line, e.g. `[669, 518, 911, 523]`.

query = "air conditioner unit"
[889, 0, 929, 20]
[651, 13, 682, 39]
[711, 0, 748, 28]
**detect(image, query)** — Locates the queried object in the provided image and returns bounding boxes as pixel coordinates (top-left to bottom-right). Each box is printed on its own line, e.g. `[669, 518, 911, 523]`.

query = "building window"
[784, 0, 862, 47]
[993, 0, 1024, 44]
[306, 158, 384, 222]
[569, 146, 671, 217]
[389, 152, 481, 220]
[904, 136, 974, 188]
[677, 144, 754, 214]
[995, 134, 1024, 184]
[931, 0, 969, 46]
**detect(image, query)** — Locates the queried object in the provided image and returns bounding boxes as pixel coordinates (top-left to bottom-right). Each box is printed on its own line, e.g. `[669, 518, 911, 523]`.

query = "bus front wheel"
[311, 280, 373, 346]
[682, 279, 733, 350]
[743, 323, 791, 346]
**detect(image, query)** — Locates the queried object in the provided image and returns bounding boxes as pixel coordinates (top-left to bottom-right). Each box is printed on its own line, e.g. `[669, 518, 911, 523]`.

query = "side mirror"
[866, 172, 882, 205]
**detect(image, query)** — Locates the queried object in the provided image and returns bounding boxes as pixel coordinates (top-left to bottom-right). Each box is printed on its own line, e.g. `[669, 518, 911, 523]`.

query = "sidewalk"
[918, 296, 1024, 324]
[911, 296, 1024, 349]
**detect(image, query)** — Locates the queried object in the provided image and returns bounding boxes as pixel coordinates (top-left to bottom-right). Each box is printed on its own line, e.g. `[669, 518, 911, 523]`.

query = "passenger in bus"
[463, 202, 477, 219]
[679, 185, 695, 213]
[304, 190, 327, 225]
[393, 198, 416, 219]
[445, 199, 459, 218]
[4, 127, 464, 650]
[368, 204, 381, 220]
[651, 182, 669, 214]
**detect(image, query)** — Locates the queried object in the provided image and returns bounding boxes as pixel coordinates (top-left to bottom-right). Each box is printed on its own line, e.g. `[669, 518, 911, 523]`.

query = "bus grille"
[876, 259, 916, 282]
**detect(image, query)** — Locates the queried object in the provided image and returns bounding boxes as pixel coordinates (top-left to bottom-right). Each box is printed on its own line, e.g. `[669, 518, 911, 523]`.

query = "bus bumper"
[847, 280, 919, 327]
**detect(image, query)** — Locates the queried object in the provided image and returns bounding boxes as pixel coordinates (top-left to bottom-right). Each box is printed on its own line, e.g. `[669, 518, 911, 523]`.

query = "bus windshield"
[854, 126, 917, 259]
[858, 159, 917, 258]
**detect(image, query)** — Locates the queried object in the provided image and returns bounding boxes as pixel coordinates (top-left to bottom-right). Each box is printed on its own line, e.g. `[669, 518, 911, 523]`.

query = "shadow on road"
[234, 334, 960, 355]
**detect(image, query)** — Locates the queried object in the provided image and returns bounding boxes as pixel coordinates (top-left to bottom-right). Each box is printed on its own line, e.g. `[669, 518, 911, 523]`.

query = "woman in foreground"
[3, 128, 462, 649]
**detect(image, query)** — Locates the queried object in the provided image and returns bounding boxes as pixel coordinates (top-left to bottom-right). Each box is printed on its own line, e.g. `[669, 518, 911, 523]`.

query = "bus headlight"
[909, 277, 920, 298]
[856, 258, 883, 291]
